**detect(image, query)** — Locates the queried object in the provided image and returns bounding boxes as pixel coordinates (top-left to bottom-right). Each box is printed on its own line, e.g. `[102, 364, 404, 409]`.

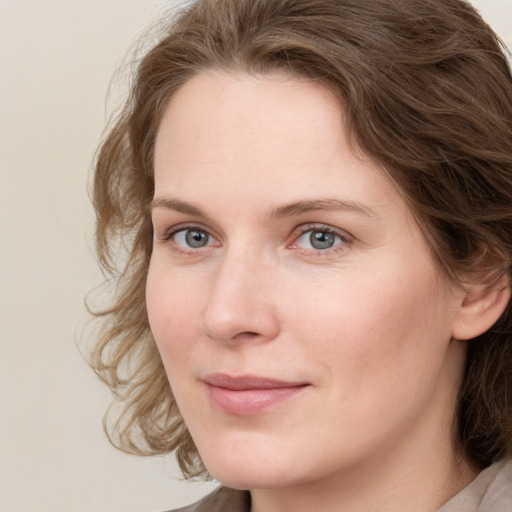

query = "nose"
[203, 251, 281, 346]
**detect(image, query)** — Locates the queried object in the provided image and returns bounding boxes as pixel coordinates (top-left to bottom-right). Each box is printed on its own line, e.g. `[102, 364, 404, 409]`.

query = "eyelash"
[159, 222, 352, 256]
[161, 223, 219, 255]
[289, 224, 352, 256]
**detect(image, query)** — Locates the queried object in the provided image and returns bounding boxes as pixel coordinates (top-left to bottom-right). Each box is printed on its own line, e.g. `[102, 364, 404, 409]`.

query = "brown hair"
[90, 0, 512, 477]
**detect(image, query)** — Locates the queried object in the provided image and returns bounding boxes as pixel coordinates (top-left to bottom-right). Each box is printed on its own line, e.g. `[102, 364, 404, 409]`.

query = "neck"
[250, 441, 477, 512]
[252, 459, 477, 512]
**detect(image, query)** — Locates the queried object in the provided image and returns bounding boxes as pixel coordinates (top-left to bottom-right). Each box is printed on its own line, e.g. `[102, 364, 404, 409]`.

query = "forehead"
[154, 71, 345, 173]
[152, 71, 406, 224]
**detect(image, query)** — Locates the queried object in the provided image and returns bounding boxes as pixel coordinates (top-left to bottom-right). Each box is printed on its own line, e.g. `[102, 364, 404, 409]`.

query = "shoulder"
[439, 460, 512, 512]
[479, 459, 512, 511]
[165, 486, 250, 512]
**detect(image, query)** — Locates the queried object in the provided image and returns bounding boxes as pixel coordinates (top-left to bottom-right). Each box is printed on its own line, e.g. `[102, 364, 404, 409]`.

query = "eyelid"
[288, 223, 353, 252]
[155, 220, 352, 256]
[159, 222, 216, 241]
[157, 222, 221, 256]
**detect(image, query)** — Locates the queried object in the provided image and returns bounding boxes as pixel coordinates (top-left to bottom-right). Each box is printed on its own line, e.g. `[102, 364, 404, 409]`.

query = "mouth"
[202, 373, 310, 415]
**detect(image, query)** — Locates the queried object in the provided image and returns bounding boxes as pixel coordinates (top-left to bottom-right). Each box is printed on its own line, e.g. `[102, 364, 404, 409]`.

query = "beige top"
[438, 460, 512, 512]
[169, 460, 512, 512]
[170, 487, 250, 512]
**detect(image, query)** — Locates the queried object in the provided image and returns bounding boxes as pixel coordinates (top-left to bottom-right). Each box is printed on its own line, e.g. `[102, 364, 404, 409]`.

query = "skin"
[147, 71, 479, 512]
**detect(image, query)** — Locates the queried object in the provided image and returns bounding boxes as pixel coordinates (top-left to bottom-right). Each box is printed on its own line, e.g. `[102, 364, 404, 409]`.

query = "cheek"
[277, 272, 457, 461]
[287, 266, 454, 393]
[145, 261, 206, 372]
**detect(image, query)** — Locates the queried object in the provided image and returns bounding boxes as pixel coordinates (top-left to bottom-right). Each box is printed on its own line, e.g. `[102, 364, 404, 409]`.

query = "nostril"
[234, 331, 260, 341]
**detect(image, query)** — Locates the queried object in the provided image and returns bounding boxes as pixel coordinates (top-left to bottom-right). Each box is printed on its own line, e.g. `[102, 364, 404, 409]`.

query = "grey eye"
[173, 229, 211, 248]
[185, 230, 209, 248]
[295, 228, 344, 251]
[309, 230, 336, 249]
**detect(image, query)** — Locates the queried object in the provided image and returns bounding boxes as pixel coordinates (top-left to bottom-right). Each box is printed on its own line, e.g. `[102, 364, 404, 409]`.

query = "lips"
[202, 373, 310, 415]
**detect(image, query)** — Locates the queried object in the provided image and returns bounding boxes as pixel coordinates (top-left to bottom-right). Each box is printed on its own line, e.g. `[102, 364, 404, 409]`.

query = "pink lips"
[203, 374, 309, 415]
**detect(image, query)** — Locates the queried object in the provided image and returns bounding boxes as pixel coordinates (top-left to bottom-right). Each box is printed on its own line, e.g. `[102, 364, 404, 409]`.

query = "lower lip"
[206, 384, 308, 415]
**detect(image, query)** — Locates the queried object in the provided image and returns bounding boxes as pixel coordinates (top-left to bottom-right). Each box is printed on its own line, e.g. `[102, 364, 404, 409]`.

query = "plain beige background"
[0, 1, 511, 511]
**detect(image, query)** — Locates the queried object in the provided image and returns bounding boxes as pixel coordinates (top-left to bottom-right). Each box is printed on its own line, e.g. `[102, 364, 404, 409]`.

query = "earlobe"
[452, 274, 511, 341]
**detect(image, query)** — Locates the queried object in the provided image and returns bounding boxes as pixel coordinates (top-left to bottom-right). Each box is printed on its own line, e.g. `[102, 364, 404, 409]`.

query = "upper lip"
[202, 373, 309, 390]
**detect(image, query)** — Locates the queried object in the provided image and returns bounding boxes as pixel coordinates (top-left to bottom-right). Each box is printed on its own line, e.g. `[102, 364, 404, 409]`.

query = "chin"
[207, 463, 302, 491]
[197, 437, 315, 491]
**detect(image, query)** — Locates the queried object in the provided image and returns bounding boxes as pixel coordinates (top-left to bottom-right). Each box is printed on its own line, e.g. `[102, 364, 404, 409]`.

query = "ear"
[452, 274, 511, 341]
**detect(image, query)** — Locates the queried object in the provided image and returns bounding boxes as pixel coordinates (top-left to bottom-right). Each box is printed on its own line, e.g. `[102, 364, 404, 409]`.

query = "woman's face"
[147, 72, 467, 490]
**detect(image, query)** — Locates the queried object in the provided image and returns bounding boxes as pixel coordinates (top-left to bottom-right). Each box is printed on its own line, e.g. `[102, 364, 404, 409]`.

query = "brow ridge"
[150, 197, 206, 217]
[269, 198, 378, 220]
[150, 196, 378, 220]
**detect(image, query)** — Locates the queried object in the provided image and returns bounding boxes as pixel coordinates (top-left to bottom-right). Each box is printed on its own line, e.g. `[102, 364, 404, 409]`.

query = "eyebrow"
[269, 198, 379, 220]
[150, 197, 206, 217]
[150, 196, 378, 220]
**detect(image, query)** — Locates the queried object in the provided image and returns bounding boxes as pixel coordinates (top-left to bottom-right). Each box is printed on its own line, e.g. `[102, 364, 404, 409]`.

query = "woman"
[90, 0, 512, 510]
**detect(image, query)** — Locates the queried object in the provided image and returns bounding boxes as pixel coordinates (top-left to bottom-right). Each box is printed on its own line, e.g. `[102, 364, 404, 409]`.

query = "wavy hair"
[89, 0, 512, 477]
